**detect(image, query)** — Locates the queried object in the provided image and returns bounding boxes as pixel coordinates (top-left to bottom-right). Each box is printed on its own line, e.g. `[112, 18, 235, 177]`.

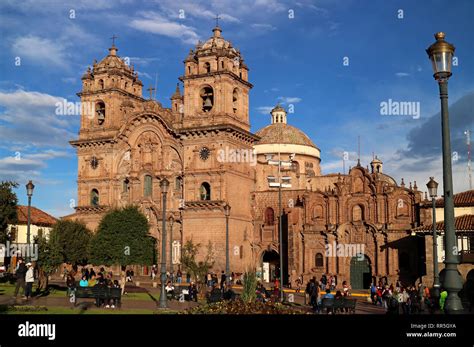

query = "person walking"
[220, 270, 227, 291]
[25, 262, 35, 300]
[14, 258, 27, 298]
[177, 269, 182, 284]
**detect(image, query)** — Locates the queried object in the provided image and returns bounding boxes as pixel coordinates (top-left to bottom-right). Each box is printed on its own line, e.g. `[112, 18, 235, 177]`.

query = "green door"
[350, 255, 371, 289]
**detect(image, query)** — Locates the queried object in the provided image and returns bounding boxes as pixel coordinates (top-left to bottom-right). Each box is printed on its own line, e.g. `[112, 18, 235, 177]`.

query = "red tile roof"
[16, 206, 57, 227]
[413, 214, 474, 232]
[435, 190, 474, 207]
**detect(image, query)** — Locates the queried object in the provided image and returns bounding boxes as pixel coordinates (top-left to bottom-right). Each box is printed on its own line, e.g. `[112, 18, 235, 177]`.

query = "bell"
[97, 111, 105, 123]
[203, 97, 212, 108]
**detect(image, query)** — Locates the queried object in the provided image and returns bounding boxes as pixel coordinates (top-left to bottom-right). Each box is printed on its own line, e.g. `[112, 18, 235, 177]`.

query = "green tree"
[89, 206, 155, 292]
[89, 206, 154, 265]
[181, 239, 215, 285]
[49, 220, 92, 266]
[35, 234, 62, 291]
[0, 181, 18, 243]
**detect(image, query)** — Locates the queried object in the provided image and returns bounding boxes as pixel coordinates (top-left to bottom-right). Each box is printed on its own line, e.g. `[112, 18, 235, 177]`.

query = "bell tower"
[178, 26, 258, 272]
[180, 25, 252, 131]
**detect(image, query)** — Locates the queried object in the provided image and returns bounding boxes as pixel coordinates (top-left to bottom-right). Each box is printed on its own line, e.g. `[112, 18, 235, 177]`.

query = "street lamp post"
[169, 215, 174, 276]
[427, 177, 441, 300]
[25, 180, 35, 262]
[223, 203, 231, 284]
[159, 178, 169, 309]
[267, 155, 293, 302]
[426, 32, 463, 313]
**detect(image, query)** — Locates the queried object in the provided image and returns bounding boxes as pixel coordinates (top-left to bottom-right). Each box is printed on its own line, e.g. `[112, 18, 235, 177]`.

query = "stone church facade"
[67, 26, 431, 288]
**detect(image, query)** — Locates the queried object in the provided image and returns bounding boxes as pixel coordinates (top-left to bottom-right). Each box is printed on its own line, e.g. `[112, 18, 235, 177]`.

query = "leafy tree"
[89, 206, 154, 266]
[181, 239, 215, 285]
[0, 181, 18, 244]
[89, 206, 155, 292]
[49, 220, 92, 266]
[34, 234, 62, 291]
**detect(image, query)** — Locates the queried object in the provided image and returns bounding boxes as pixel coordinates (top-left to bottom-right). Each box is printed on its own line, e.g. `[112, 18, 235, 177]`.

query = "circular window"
[199, 147, 210, 161]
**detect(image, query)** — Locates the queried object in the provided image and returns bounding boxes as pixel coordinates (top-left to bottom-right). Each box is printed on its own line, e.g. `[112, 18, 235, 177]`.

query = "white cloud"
[278, 96, 302, 103]
[251, 23, 277, 31]
[395, 72, 410, 77]
[256, 106, 274, 115]
[0, 89, 77, 148]
[12, 35, 68, 69]
[129, 12, 200, 44]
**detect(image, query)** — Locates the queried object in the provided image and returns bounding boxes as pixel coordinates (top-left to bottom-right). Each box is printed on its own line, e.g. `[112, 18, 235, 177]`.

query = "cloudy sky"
[0, 0, 473, 217]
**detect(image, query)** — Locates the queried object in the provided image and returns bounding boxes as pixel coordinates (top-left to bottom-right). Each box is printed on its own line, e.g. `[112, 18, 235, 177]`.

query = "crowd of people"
[370, 280, 441, 314]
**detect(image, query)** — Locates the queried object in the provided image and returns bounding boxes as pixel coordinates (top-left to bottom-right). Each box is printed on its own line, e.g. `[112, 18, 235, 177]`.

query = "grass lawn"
[0, 305, 175, 314]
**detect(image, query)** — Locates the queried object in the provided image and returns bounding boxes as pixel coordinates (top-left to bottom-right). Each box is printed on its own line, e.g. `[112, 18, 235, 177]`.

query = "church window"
[91, 189, 99, 206]
[144, 175, 153, 197]
[315, 253, 324, 267]
[124, 82, 128, 90]
[188, 66, 191, 74]
[221, 61, 224, 69]
[232, 88, 238, 113]
[200, 182, 211, 200]
[203, 62, 211, 73]
[396, 198, 409, 217]
[313, 205, 324, 219]
[123, 178, 129, 193]
[96, 102, 105, 125]
[175, 177, 182, 191]
[352, 204, 364, 221]
[98, 79, 104, 89]
[265, 207, 275, 226]
[200, 86, 214, 112]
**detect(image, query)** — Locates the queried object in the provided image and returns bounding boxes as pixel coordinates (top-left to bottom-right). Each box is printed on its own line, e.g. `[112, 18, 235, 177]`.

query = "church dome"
[254, 104, 320, 160]
[256, 123, 317, 148]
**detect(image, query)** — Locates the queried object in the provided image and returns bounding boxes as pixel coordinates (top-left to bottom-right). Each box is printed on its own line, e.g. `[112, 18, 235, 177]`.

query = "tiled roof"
[16, 205, 57, 227]
[435, 190, 474, 207]
[413, 214, 474, 232]
[255, 123, 317, 148]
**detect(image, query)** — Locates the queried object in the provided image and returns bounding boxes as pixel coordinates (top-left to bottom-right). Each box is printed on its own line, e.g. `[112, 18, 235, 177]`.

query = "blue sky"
[0, 0, 473, 217]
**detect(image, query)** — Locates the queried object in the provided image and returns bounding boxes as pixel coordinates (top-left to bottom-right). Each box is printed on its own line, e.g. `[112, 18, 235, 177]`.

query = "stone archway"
[261, 250, 280, 283]
[350, 254, 372, 289]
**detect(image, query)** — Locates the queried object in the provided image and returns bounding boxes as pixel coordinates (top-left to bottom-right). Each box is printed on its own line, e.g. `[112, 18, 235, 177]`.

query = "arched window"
[396, 198, 409, 217]
[96, 101, 105, 125]
[315, 253, 324, 267]
[98, 79, 104, 89]
[313, 205, 324, 219]
[188, 65, 191, 74]
[124, 82, 128, 90]
[203, 62, 211, 73]
[200, 182, 211, 200]
[144, 175, 153, 197]
[91, 189, 99, 206]
[200, 86, 214, 112]
[352, 204, 364, 221]
[122, 178, 129, 193]
[265, 207, 275, 226]
[232, 88, 238, 113]
[221, 61, 224, 69]
[175, 177, 182, 191]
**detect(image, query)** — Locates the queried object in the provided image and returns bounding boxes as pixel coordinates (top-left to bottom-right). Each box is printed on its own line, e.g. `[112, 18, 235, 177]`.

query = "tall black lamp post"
[25, 180, 35, 261]
[426, 32, 463, 313]
[426, 177, 441, 299]
[223, 203, 231, 284]
[159, 178, 169, 309]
